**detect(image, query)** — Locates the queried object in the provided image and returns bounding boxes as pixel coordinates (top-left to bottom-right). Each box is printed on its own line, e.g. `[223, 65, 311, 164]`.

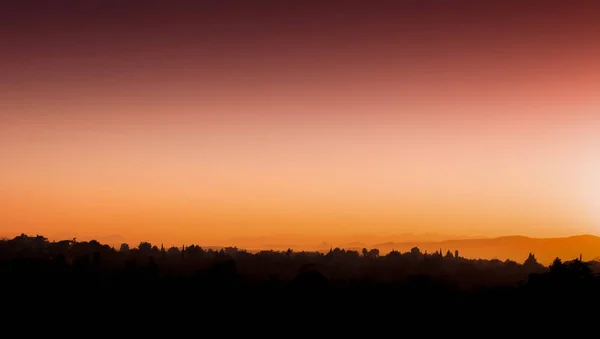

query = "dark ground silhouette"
[2, 233, 598, 329]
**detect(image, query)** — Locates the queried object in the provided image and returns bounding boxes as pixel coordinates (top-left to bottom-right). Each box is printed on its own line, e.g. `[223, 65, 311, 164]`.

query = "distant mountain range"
[368, 235, 600, 265]
[7, 232, 599, 265]
[224, 232, 475, 250]
[227, 234, 600, 265]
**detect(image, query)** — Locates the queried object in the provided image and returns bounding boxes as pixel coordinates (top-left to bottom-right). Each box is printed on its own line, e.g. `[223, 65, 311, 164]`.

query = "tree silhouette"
[119, 243, 130, 253]
[138, 242, 152, 255]
[2, 232, 600, 319]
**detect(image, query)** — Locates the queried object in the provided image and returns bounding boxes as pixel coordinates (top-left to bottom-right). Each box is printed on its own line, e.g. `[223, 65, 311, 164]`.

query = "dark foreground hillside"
[2, 234, 599, 330]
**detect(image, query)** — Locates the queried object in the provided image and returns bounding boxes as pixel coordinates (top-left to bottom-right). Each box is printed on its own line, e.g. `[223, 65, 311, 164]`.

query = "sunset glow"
[2, 1, 600, 250]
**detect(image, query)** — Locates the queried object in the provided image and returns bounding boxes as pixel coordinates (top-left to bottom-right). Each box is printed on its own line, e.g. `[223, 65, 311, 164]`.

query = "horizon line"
[3, 232, 599, 246]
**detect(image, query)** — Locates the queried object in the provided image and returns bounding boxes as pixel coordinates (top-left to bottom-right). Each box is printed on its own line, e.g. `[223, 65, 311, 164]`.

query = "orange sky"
[1, 1, 600, 246]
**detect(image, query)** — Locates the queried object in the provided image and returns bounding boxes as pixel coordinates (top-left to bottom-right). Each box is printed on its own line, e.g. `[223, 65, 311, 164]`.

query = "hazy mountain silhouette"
[373, 234, 600, 265]
[7, 232, 598, 264]
[222, 234, 600, 263]
[226, 232, 468, 251]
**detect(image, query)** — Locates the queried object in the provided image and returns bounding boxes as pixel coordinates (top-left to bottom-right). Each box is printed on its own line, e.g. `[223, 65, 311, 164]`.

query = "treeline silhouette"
[3, 233, 600, 324]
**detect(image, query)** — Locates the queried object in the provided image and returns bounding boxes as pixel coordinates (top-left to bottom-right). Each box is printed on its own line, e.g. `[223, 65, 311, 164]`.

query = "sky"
[1, 0, 600, 246]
